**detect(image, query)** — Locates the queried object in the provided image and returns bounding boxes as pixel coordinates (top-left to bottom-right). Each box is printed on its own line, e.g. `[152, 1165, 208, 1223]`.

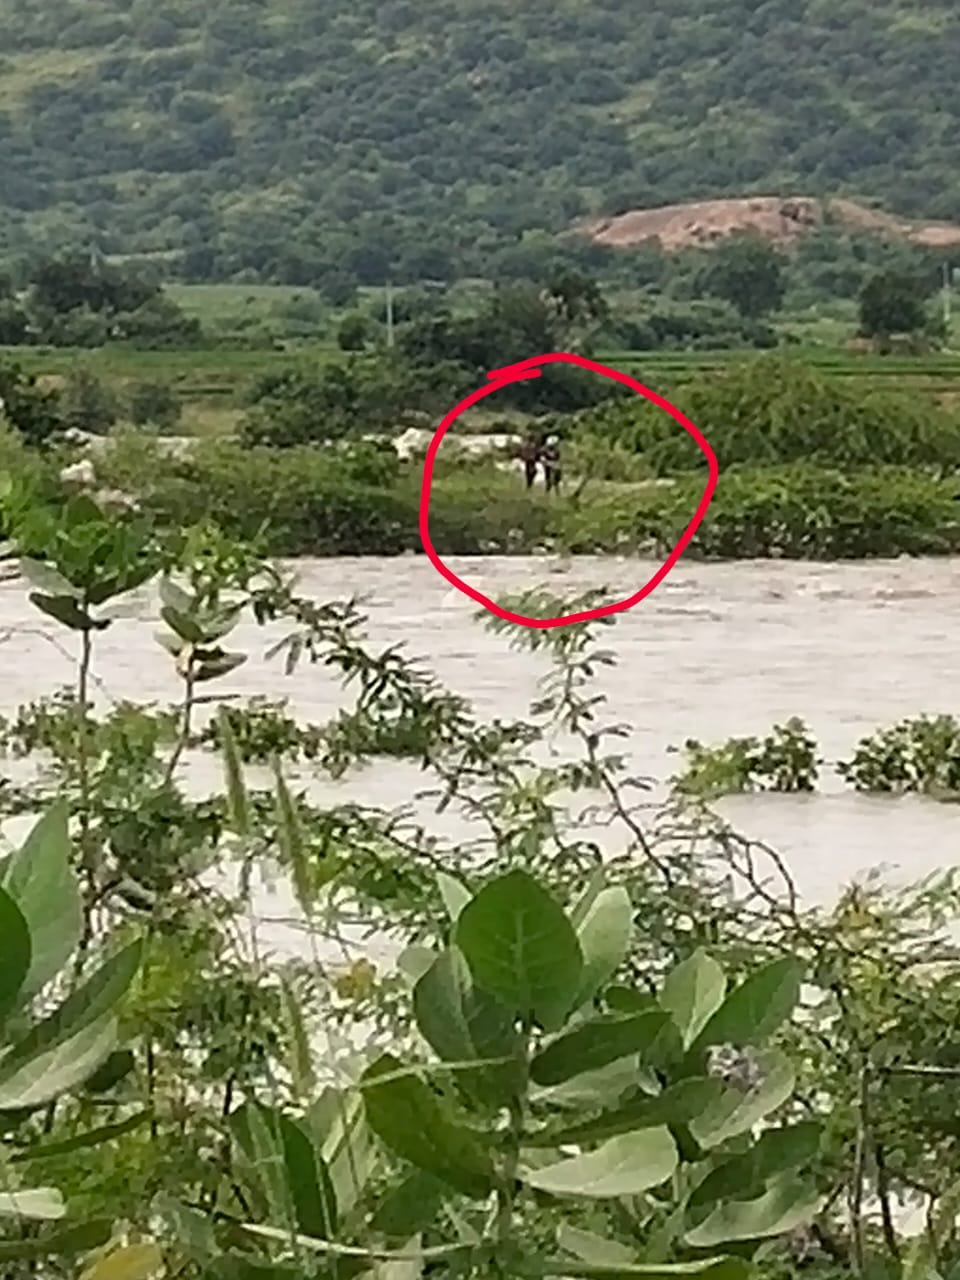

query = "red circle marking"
[418, 352, 718, 629]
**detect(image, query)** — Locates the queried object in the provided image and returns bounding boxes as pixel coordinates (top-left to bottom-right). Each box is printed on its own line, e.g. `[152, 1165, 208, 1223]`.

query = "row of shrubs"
[673, 713, 960, 796]
[82, 436, 960, 560]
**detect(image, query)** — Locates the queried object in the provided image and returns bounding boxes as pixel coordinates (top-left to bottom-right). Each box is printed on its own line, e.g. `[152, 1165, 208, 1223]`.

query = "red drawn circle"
[419, 352, 718, 629]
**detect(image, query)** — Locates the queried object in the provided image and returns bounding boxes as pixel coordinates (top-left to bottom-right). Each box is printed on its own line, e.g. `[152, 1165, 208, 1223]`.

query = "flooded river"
[1, 554, 958, 919]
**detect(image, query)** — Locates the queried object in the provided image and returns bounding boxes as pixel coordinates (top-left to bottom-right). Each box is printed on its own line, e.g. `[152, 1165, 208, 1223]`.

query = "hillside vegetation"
[1, 0, 959, 283]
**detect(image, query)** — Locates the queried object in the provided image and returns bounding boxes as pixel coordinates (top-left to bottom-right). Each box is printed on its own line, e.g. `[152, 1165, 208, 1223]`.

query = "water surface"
[2, 555, 957, 917]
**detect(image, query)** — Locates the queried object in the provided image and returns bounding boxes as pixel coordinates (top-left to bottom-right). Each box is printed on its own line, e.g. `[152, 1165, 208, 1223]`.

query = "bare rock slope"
[577, 197, 960, 252]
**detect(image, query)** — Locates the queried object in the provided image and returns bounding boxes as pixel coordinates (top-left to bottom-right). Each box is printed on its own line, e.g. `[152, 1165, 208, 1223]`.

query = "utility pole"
[385, 280, 394, 349]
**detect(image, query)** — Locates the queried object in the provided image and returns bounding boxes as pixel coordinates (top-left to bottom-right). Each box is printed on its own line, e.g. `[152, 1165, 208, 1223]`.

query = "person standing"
[541, 434, 562, 493]
[519, 433, 539, 489]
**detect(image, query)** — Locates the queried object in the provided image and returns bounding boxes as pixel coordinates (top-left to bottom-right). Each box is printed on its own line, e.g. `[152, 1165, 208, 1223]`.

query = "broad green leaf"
[195, 651, 247, 682]
[231, 1102, 295, 1228]
[208, 1259, 303, 1280]
[569, 867, 607, 929]
[0, 1014, 118, 1109]
[684, 1176, 822, 1246]
[574, 886, 633, 1009]
[527, 1078, 725, 1148]
[660, 951, 726, 1049]
[310, 1087, 375, 1218]
[20, 558, 80, 597]
[454, 869, 582, 1029]
[277, 1111, 338, 1238]
[0, 1219, 113, 1263]
[397, 946, 437, 986]
[11, 1111, 149, 1163]
[0, 938, 142, 1077]
[0, 1187, 65, 1219]
[361, 1053, 495, 1199]
[531, 1011, 671, 1086]
[83, 1048, 135, 1094]
[607, 987, 658, 1015]
[690, 1050, 796, 1149]
[79, 1242, 166, 1280]
[522, 1127, 677, 1198]
[540, 1258, 750, 1280]
[692, 959, 804, 1052]
[558, 1223, 636, 1266]
[30, 593, 103, 631]
[2, 800, 82, 997]
[436, 871, 471, 923]
[232, 1101, 337, 1237]
[536, 1054, 642, 1111]
[0, 887, 30, 1021]
[413, 946, 520, 1105]
[688, 1122, 822, 1211]
[158, 577, 196, 616]
[370, 1171, 447, 1239]
[160, 603, 205, 644]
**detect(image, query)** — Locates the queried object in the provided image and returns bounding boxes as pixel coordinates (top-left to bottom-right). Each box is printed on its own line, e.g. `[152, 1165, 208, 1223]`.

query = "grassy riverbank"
[7, 345, 960, 560]
[47, 432, 960, 560]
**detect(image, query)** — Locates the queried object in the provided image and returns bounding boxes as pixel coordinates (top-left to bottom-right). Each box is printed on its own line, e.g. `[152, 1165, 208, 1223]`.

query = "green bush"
[116, 439, 415, 555]
[662, 463, 960, 560]
[424, 470, 555, 554]
[127, 381, 183, 431]
[575, 355, 960, 475]
[60, 368, 118, 434]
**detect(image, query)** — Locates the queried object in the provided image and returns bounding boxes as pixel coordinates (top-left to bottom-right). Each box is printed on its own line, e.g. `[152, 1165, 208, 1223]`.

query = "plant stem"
[77, 620, 94, 875]
[875, 1143, 901, 1263]
[163, 670, 195, 787]
[495, 1030, 530, 1258]
[849, 1060, 869, 1275]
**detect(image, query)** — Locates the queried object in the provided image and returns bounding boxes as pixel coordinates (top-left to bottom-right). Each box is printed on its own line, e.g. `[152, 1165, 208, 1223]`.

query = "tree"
[858, 270, 929, 338]
[696, 235, 786, 319]
[60, 368, 118, 434]
[337, 312, 372, 351]
[0, 299, 31, 345]
[0, 361, 64, 446]
[128, 381, 182, 431]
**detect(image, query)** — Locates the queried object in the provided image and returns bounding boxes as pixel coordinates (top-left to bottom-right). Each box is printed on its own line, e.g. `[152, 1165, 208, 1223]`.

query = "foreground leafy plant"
[0, 802, 143, 1263]
[189, 864, 819, 1278]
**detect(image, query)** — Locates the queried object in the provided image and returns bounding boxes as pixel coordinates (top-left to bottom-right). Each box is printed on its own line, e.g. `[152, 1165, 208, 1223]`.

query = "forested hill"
[1, 0, 958, 286]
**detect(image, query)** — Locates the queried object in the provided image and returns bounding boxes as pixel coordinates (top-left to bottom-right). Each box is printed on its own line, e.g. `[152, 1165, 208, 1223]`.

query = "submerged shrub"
[838, 714, 960, 794]
[674, 717, 820, 796]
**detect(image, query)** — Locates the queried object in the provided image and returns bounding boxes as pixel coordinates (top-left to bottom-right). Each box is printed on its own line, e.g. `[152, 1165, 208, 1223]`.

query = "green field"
[9, 332, 960, 442]
[12, 342, 960, 392]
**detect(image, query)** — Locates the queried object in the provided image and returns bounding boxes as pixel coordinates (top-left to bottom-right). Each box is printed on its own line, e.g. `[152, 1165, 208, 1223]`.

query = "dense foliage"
[2, 0, 960, 284]
[1, 493, 960, 1278]
[1, 253, 200, 348]
[573, 356, 960, 474]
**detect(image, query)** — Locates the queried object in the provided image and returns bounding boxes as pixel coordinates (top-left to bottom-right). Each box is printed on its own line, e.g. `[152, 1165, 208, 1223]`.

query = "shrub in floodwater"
[837, 714, 960, 794]
[198, 697, 324, 762]
[673, 717, 820, 797]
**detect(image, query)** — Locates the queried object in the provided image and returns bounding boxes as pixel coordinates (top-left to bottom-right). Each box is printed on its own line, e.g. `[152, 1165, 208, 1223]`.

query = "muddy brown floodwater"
[1, 555, 958, 951]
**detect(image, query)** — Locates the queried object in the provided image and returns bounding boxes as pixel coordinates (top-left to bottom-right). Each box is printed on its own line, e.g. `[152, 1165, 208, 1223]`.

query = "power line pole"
[385, 280, 394, 349]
